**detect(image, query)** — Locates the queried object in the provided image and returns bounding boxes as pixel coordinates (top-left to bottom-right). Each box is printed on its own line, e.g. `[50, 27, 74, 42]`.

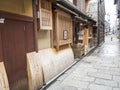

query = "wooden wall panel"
[54, 9, 72, 50]
[1, 19, 35, 89]
[84, 29, 89, 46]
[1, 20, 26, 86]
[0, 7, 35, 89]
[0, 29, 3, 62]
[25, 22, 35, 52]
[14, 21, 26, 80]
[1, 20, 15, 83]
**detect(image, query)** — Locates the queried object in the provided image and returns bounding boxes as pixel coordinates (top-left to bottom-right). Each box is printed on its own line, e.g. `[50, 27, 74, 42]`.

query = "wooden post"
[32, 0, 38, 52]
[84, 29, 89, 46]
[0, 29, 3, 62]
[55, 10, 59, 50]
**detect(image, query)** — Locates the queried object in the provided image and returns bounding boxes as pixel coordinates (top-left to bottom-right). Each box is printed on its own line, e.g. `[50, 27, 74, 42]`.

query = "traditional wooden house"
[27, 0, 97, 89]
[114, 0, 120, 38]
[0, 0, 97, 90]
[86, 0, 105, 45]
[60, 0, 97, 58]
[27, 0, 74, 90]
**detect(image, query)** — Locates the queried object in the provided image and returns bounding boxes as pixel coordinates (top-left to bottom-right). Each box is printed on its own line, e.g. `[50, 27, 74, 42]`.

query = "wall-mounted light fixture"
[80, 23, 83, 26]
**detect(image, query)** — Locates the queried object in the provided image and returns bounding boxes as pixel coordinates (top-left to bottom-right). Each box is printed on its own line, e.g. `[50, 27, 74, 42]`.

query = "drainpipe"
[97, 0, 100, 46]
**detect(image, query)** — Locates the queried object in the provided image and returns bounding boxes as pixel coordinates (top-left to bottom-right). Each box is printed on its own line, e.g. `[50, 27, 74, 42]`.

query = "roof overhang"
[74, 16, 87, 23]
[52, 0, 96, 25]
[56, 0, 96, 23]
[53, 3, 78, 16]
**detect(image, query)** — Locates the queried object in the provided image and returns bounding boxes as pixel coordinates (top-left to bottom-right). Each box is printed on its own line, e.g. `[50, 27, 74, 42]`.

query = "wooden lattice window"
[39, 0, 52, 30]
[54, 9, 73, 50]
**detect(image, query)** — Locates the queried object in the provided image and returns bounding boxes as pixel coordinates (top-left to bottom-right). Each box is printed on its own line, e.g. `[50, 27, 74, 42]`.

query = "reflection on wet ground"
[92, 35, 120, 57]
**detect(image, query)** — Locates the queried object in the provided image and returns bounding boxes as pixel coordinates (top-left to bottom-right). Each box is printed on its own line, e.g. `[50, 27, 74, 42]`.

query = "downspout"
[97, 0, 100, 46]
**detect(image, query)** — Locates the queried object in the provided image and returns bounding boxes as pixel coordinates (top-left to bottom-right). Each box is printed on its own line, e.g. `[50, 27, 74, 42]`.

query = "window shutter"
[39, 0, 52, 30]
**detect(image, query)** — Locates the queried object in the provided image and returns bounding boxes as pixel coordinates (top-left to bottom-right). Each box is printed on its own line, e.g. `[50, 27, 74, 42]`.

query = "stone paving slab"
[89, 84, 112, 90]
[61, 79, 89, 89]
[70, 76, 95, 82]
[45, 36, 120, 90]
[113, 88, 120, 90]
[113, 76, 120, 82]
[87, 72, 112, 80]
[95, 79, 118, 87]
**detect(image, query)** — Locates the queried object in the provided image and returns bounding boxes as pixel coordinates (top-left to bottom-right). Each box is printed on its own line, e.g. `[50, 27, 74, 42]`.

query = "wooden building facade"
[86, 0, 105, 45]
[0, 0, 97, 90]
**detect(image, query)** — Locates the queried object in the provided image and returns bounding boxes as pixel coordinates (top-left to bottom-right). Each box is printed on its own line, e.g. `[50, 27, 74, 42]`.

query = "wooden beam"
[0, 10, 33, 22]
[32, 0, 38, 52]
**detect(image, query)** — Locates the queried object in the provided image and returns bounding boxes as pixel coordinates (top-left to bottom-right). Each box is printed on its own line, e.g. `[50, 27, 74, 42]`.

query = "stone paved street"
[45, 35, 120, 90]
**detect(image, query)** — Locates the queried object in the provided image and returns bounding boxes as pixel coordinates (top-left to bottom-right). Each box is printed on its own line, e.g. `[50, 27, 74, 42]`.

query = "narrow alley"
[0, 0, 120, 90]
[45, 35, 120, 90]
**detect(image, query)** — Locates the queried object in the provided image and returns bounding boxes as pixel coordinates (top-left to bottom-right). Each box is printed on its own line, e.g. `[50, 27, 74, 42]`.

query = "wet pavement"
[45, 35, 120, 90]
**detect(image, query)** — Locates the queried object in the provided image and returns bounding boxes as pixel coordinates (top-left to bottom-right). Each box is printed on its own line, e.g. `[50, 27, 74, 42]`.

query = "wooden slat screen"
[54, 10, 73, 50]
[39, 0, 52, 30]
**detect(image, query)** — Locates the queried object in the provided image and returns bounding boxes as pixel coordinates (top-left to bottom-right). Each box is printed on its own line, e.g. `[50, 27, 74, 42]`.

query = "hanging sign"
[63, 30, 68, 40]
[0, 18, 5, 24]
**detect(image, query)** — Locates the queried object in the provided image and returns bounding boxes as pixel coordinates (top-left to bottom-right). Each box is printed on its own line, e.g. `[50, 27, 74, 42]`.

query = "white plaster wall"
[38, 30, 51, 50]
[87, 0, 98, 21]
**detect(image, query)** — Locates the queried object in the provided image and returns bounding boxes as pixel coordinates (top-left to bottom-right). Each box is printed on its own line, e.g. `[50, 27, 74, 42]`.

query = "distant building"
[114, 0, 120, 38]
[105, 20, 110, 35]
[86, 0, 106, 44]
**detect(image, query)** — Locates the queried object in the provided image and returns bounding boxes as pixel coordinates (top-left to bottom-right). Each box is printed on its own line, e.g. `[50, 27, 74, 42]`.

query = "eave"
[53, 0, 96, 24]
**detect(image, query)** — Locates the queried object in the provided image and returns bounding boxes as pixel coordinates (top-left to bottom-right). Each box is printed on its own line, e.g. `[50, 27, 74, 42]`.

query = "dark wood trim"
[0, 29, 3, 62]
[0, 10, 33, 22]
[32, 0, 38, 52]
[50, 30, 53, 48]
